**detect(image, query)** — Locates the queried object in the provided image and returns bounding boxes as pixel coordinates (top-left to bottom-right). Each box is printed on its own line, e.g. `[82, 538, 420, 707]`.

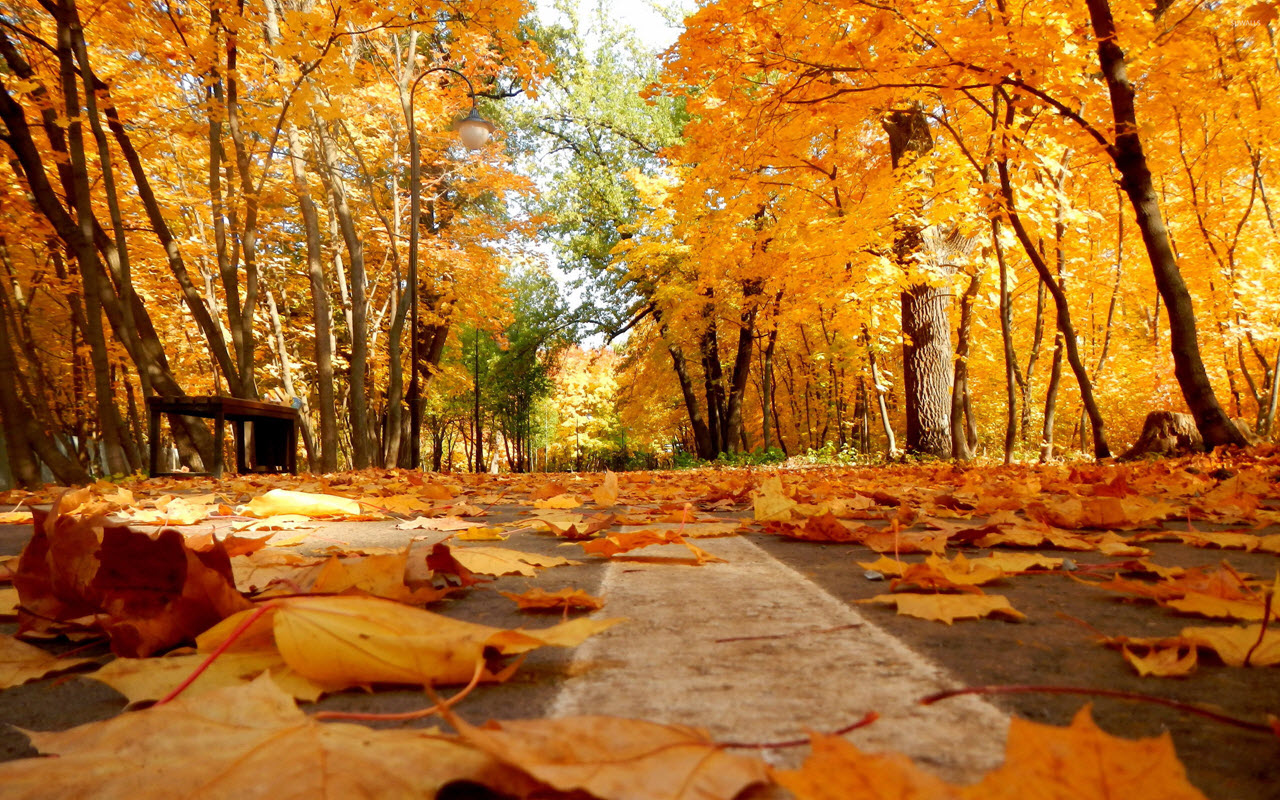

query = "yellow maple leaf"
[753, 475, 797, 521]
[962, 706, 1207, 799]
[773, 731, 960, 799]
[447, 546, 579, 577]
[91, 650, 331, 703]
[499, 587, 605, 612]
[861, 593, 1026, 624]
[242, 489, 363, 519]
[1122, 645, 1198, 678]
[534, 493, 582, 509]
[1181, 624, 1280, 667]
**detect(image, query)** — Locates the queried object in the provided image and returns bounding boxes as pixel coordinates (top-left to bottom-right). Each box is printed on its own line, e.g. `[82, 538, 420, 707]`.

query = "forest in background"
[1, 0, 1277, 487]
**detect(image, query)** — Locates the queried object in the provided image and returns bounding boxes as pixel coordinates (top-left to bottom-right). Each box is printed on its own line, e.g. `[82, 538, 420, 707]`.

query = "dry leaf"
[753, 475, 797, 522]
[447, 546, 579, 577]
[499, 587, 605, 612]
[962, 705, 1207, 799]
[533, 493, 582, 509]
[581, 530, 727, 565]
[593, 470, 620, 507]
[0, 676, 538, 799]
[1180, 624, 1280, 667]
[1122, 645, 1198, 678]
[0, 635, 98, 689]
[773, 731, 960, 799]
[453, 714, 770, 800]
[242, 489, 363, 519]
[0, 511, 34, 524]
[861, 593, 1026, 624]
[91, 650, 331, 703]
[197, 594, 624, 687]
[231, 515, 314, 533]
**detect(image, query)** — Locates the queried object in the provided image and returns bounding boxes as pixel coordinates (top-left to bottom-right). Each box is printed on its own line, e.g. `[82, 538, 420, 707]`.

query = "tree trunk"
[761, 327, 777, 452]
[1041, 335, 1065, 462]
[883, 104, 952, 458]
[951, 269, 981, 461]
[0, 286, 39, 487]
[998, 141, 1110, 458]
[994, 217, 1018, 464]
[1084, 0, 1245, 449]
[656, 309, 714, 459]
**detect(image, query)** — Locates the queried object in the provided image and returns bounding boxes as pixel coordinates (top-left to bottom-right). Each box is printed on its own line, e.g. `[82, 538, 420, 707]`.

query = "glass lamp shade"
[456, 106, 496, 150]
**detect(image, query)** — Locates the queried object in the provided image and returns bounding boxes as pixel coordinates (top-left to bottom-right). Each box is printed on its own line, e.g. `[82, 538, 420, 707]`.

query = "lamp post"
[406, 66, 496, 470]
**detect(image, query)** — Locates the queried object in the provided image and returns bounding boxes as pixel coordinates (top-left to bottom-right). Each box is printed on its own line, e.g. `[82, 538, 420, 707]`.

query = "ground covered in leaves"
[0, 448, 1278, 798]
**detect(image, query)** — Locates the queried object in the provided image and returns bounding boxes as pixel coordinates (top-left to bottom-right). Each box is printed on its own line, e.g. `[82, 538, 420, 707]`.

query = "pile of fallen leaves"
[1, 449, 1279, 798]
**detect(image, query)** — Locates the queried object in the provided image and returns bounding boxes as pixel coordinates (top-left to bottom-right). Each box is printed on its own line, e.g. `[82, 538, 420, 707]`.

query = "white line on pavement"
[550, 535, 1010, 781]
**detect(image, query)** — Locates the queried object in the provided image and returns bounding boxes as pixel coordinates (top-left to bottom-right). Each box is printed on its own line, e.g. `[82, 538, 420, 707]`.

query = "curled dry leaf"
[593, 470, 620, 507]
[452, 713, 770, 800]
[15, 507, 251, 657]
[752, 475, 797, 522]
[0, 676, 540, 800]
[196, 594, 624, 688]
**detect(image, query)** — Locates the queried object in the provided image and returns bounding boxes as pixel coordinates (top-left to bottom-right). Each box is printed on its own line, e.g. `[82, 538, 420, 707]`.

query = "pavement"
[0, 470, 1278, 798]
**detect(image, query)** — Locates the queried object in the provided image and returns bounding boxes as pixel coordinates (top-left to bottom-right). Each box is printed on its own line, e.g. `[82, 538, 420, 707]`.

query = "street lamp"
[406, 66, 496, 470]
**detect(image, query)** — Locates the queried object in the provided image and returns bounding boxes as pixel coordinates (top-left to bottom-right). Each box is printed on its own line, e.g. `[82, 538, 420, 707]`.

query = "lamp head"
[455, 106, 496, 150]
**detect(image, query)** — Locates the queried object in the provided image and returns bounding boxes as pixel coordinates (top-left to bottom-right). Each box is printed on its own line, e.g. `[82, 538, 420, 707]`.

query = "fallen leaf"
[447, 546, 579, 577]
[197, 594, 624, 687]
[0, 635, 98, 689]
[773, 731, 960, 799]
[581, 530, 727, 565]
[1164, 592, 1279, 623]
[395, 516, 484, 531]
[91, 650, 331, 703]
[499, 587, 605, 612]
[593, 470, 620, 507]
[861, 593, 1026, 624]
[528, 480, 571, 501]
[15, 507, 252, 656]
[770, 512, 862, 542]
[0, 511, 34, 524]
[0, 676, 538, 799]
[242, 489, 363, 519]
[533, 493, 582, 509]
[1122, 645, 1198, 678]
[453, 713, 770, 800]
[231, 515, 314, 533]
[1181, 624, 1280, 667]
[0, 585, 17, 615]
[962, 705, 1207, 799]
[753, 475, 797, 522]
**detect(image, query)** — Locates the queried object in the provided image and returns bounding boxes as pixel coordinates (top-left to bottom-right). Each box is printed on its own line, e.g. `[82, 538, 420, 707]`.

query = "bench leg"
[148, 408, 161, 477]
[214, 411, 226, 478]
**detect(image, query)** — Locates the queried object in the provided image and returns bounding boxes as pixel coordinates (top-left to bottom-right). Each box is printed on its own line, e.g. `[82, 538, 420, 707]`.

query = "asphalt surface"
[1, 494, 1278, 798]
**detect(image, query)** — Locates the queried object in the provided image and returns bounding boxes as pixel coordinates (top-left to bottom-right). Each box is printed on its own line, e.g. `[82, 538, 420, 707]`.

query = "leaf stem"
[1243, 587, 1275, 667]
[154, 603, 275, 706]
[921, 685, 1275, 734]
[719, 711, 879, 749]
[311, 660, 485, 722]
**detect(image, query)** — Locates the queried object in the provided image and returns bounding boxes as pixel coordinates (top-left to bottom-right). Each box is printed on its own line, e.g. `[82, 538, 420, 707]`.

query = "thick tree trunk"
[0, 287, 39, 488]
[723, 298, 758, 454]
[1084, 0, 1245, 449]
[883, 104, 952, 458]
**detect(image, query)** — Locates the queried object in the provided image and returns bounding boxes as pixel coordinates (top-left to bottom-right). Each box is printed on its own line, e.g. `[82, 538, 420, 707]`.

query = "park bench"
[146, 395, 299, 478]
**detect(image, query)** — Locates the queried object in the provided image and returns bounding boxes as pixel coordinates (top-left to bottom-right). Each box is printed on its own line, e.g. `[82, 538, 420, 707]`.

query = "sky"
[535, 0, 686, 53]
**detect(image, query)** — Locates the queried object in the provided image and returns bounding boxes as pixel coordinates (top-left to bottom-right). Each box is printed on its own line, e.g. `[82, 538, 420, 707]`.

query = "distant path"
[548, 535, 1010, 781]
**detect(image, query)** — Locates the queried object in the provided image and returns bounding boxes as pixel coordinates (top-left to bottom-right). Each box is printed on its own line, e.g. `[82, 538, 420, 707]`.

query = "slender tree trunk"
[313, 120, 371, 467]
[993, 218, 1018, 463]
[998, 142, 1110, 458]
[1084, 0, 1244, 448]
[0, 285, 39, 487]
[1041, 335, 1065, 462]
[864, 329, 898, 457]
[761, 327, 777, 452]
[656, 309, 714, 459]
[951, 269, 981, 461]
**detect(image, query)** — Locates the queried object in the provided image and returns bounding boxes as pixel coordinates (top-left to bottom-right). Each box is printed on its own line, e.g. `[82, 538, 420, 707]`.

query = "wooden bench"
[147, 396, 299, 478]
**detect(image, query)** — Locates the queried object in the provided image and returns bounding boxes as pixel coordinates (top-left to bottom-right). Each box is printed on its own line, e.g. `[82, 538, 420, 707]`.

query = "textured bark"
[901, 284, 954, 458]
[883, 104, 952, 458]
[993, 217, 1017, 464]
[1085, 0, 1245, 449]
[0, 285, 39, 487]
[1040, 335, 1065, 462]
